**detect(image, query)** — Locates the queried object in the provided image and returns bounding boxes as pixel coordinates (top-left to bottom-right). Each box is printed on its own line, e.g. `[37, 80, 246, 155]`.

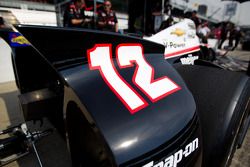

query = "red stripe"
[201, 43, 210, 48]
[85, 6, 93, 11]
[165, 45, 200, 58]
[85, 4, 102, 11]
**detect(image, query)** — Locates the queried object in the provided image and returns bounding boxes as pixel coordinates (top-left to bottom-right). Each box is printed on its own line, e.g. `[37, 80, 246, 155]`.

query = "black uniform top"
[97, 10, 118, 32]
[191, 16, 200, 29]
[0, 16, 4, 25]
[64, 3, 86, 28]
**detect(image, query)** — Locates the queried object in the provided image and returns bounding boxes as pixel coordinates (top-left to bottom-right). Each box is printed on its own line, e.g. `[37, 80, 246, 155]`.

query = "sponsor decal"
[180, 54, 199, 65]
[187, 32, 196, 39]
[162, 41, 186, 49]
[170, 28, 186, 37]
[9, 32, 30, 47]
[165, 46, 200, 59]
[88, 44, 181, 114]
[142, 138, 199, 167]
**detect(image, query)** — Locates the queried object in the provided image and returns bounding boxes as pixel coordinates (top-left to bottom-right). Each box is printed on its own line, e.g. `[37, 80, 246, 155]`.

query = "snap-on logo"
[142, 138, 199, 167]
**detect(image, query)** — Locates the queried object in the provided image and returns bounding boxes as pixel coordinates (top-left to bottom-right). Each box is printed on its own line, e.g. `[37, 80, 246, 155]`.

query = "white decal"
[142, 138, 199, 167]
[180, 54, 198, 65]
[88, 44, 181, 114]
[117, 44, 180, 102]
[162, 41, 186, 49]
[88, 44, 148, 114]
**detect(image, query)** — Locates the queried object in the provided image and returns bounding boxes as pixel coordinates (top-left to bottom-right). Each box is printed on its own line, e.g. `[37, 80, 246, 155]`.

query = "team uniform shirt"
[191, 16, 201, 29]
[97, 10, 118, 32]
[64, 3, 86, 28]
[198, 26, 211, 37]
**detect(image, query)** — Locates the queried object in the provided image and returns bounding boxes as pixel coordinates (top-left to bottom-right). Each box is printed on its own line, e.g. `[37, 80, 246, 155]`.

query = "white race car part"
[145, 19, 200, 59]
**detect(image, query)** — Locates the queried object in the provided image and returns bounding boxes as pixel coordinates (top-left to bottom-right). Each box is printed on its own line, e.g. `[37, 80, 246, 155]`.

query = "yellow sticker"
[11, 36, 30, 45]
[171, 28, 186, 37]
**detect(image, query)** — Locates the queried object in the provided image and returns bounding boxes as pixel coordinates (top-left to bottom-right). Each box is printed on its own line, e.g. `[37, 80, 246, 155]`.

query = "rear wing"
[15, 25, 164, 69]
[2, 26, 164, 93]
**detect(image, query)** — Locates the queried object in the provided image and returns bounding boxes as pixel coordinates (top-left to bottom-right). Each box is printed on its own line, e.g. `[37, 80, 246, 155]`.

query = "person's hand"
[107, 21, 115, 25]
[85, 18, 91, 23]
[98, 21, 106, 26]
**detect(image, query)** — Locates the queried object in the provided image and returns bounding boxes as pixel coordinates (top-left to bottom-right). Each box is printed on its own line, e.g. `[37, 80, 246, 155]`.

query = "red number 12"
[87, 44, 181, 114]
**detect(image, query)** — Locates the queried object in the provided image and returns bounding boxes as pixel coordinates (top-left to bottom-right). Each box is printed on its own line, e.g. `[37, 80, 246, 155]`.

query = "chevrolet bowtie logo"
[170, 28, 186, 36]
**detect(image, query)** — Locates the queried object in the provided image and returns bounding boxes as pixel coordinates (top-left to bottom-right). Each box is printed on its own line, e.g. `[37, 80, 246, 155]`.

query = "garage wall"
[0, 38, 15, 83]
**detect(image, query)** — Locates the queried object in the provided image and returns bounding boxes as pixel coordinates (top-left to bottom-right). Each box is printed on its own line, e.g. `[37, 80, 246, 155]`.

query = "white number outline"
[116, 43, 181, 102]
[87, 44, 148, 114]
[87, 43, 181, 114]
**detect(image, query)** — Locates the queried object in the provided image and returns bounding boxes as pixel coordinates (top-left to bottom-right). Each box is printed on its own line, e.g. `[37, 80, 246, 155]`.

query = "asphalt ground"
[214, 49, 250, 72]
[0, 49, 249, 167]
[0, 82, 71, 167]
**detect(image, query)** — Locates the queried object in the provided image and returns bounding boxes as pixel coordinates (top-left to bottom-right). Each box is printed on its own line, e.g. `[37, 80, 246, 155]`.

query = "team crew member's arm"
[69, 5, 86, 27]
[115, 23, 118, 32]
[114, 12, 118, 32]
[206, 27, 211, 38]
[98, 21, 106, 27]
[71, 18, 84, 25]
[97, 12, 106, 27]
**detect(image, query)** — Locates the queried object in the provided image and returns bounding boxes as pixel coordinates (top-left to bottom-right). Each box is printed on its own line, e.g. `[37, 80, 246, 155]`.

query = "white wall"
[171, 0, 250, 26]
[0, 7, 57, 26]
[237, 3, 250, 26]
[0, 38, 15, 83]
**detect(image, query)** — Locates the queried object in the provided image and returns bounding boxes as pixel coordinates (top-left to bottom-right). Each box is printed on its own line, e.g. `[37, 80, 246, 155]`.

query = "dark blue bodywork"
[61, 53, 198, 164]
[1, 26, 203, 166]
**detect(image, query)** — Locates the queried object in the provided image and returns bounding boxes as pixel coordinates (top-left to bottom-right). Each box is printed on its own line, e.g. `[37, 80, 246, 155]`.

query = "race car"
[145, 19, 216, 63]
[0, 19, 249, 167]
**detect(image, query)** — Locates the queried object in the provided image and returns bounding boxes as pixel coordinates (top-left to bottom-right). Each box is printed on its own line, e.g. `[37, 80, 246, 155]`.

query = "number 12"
[87, 44, 181, 114]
